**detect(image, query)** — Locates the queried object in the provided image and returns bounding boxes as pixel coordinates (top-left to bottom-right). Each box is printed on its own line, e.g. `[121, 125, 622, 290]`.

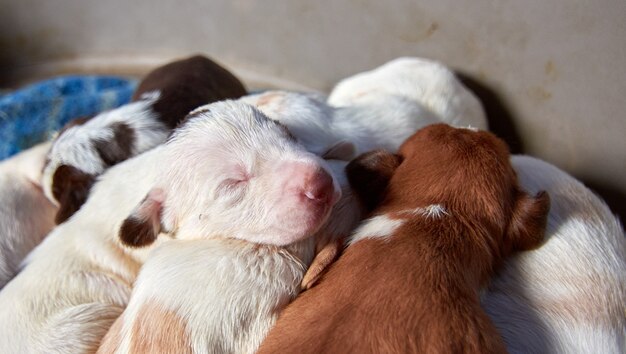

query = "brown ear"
[507, 190, 551, 251]
[119, 189, 166, 248]
[322, 140, 356, 161]
[52, 165, 96, 224]
[346, 150, 402, 212]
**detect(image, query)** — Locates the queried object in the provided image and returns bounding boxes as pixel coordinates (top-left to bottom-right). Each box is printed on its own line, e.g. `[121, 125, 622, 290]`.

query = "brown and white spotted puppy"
[0, 142, 57, 289]
[42, 55, 247, 223]
[256, 124, 550, 354]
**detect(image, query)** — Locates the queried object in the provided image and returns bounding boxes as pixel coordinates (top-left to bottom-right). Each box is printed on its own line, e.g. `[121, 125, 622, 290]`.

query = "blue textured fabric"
[0, 76, 137, 160]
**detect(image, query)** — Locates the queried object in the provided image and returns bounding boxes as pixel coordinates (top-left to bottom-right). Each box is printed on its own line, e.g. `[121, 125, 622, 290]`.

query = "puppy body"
[327, 57, 487, 130]
[98, 150, 358, 352]
[0, 101, 329, 353]
[243, 57, 487, 158]
[0, 142, 57, 288]
[483, 156, 626, 353]
[43, 55, 247, 223]
[257, 125, 549, 353]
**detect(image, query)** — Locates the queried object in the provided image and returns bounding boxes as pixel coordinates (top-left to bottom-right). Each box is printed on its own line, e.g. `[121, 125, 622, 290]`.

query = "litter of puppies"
[0, 55, 624, 353]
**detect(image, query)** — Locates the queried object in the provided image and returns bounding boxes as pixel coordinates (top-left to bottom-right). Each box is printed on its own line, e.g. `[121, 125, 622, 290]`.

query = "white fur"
[0, 142, 57, 288]
[242, 58, 486, 158]
[348, 214, 405, 245]
[0, 100, 335, 353]
[327, 57, 487, 130]
[103, 159, 360, 354]
[483, 156, 626, 353]
[42, 93, 166, 205]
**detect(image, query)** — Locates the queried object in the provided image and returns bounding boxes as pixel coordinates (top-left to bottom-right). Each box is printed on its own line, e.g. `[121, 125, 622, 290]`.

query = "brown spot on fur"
[133, 55, 247, 130]
[93, 122, 136, 167]
[119, 217, 159, 248]
[255, 92, 283, 107]
[51, 164, 96, 223]
[129, 302, 192, 354]
[97, 315, 124, 354]
[257, 124, 550, 353]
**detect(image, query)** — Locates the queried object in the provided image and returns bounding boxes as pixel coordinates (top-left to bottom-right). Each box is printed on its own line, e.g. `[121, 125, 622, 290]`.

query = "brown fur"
[92, 122, 136, 167]
[97, 315, 124, 354]
[51, 164, 96, 224]
[132, 54, 247, 129]
[130, 302, 192, 354]
[257, 124, 550, 354]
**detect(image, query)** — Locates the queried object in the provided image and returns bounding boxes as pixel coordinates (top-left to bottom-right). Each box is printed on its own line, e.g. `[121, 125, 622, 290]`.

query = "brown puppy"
[257, 124, 550, 354]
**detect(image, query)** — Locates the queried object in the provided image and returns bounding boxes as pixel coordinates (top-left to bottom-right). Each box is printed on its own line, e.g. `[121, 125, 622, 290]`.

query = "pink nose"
[302, 168, 335, 204]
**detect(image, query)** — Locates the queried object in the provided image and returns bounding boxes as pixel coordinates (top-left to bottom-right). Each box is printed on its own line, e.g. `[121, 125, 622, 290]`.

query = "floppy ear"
[119, 188, 166, 248]
[506, 190, 551, 251]
[52, 165, 96, 224]
[322, 140, 356, 161]
[346, 150, 402, 212]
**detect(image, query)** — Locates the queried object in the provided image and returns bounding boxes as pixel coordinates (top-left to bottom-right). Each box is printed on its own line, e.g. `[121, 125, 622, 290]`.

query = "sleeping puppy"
[242, 57, 486, 160]
[97, 160, 356, 354]
[0, 100, 332, 353]
[327, 56, 487, 130]
[483, 156, 626, 353]
[42, 55, 247, 223]
[257, 124, 550, 353]
[0, 142, 57, 288]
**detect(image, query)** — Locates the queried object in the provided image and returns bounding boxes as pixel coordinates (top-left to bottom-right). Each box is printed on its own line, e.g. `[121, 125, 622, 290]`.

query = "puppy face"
[120, 101, 342, 248]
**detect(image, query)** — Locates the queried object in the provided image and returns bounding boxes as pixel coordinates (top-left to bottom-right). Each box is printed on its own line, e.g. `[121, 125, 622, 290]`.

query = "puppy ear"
[119, 188, 166, 248]
[506, 190, 550, 251]
[346, 150, 402, 212]
[322, 141, 356, 160]
[52, 165, 96, 224]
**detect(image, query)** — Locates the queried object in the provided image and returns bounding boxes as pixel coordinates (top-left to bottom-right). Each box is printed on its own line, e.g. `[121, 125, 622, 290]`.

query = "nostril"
[302, 170, 334, 203]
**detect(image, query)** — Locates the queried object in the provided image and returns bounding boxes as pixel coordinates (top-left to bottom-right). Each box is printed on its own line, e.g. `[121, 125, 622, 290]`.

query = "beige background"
[1, 0, 625, 222]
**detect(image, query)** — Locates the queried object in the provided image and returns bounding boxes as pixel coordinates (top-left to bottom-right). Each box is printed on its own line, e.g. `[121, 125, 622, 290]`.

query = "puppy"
[42, 55, 247, 223]
[483, 156, 626, 353]
[97, 160, 355, 354]
[327, 56, 487, 130]
[257, 124, 550, 353]
[0, 142, 57, 288]
[242, 57, 487, 159]
[0, 100, 331, 353]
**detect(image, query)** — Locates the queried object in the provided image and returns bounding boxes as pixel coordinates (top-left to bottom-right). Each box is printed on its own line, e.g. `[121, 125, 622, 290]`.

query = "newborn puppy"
[257, 124, 550, 353]
[327, 57, 487, 130]
[43, 55, 247, 223]
[0, 142, 57, 288]
[483, 156, 626, 353]
[97, 160, 351, 354]
[0, 100, 327, 353]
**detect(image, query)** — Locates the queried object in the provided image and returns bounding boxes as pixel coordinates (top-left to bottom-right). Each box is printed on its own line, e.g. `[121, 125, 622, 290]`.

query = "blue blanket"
[0, 76, 137, 160]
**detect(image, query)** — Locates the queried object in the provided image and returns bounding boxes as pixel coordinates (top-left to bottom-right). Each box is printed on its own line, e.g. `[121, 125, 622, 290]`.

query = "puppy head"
[42, 104, 146, 223]
[119, 100, 342, 248]
[241, 91, 356, 160]
[390, 124, 550, 255]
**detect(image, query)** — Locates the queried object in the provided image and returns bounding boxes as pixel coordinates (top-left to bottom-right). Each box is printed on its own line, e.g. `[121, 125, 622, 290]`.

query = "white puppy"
[0, 100, 334, 353]
[327, 56, 487, 130]
[483, 155, 626, 353]
[241, 58, 486, 159]
[0, 142, 57, 288]
[42, 55, 246, 224]
[98, 160, 354, 354]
